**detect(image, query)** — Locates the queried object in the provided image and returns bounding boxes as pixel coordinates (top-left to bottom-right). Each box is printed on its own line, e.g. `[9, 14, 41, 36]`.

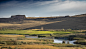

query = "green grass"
[73, 37, 85, 40]
[0, 29, 74, 35]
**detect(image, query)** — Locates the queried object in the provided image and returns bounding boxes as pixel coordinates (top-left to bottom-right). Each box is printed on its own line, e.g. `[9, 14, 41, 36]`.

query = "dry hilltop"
[0, 14, 86, 30]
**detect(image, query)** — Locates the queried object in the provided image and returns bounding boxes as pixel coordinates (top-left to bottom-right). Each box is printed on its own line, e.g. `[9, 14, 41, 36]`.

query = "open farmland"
[0, 30, 74, 35]
[0, 34, 86, 49]
[0, 14, 86, 49]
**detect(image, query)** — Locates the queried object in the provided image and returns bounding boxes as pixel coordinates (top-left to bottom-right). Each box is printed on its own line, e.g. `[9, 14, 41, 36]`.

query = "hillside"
[0, 14, 86, 30]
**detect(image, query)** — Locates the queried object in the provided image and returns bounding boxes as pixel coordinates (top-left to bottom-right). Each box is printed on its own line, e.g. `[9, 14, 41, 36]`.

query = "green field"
[0, 29, 74, 35]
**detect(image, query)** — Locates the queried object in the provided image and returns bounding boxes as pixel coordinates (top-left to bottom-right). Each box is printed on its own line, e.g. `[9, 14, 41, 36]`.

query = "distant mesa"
[11, 15, 26, 19]
[65, 15, 70, 17]
[1, 13, 86, 19]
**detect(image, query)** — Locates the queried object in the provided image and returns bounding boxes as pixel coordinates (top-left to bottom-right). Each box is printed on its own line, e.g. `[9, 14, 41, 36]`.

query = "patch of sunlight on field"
[27, 31, 54, 34]
[0, 30, 28, 34]
[27, 30, 73, 34]
[0, 30, 73, 34]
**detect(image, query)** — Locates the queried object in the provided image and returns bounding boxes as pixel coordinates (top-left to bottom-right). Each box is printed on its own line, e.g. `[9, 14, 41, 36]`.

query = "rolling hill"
[0, 14, 86, 30]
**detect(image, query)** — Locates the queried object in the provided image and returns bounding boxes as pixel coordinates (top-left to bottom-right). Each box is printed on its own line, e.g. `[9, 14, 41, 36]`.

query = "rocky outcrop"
[11, 15, 26, 20]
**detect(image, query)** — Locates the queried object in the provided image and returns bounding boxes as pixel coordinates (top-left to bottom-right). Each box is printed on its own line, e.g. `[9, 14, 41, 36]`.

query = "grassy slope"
[0, 14, 86, 30]
[0, 45, 86, 49]
[0, 30, 74, 35]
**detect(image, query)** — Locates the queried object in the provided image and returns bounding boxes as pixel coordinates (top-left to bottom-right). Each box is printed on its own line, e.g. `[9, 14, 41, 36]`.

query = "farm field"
[0, 45, 86, 49]
[0, 14, 86, 49]
[0, 0, 86, 48]
[0, 34, 86, 49]
[0, 29, 86, 49]
[0, 29, 74, 35]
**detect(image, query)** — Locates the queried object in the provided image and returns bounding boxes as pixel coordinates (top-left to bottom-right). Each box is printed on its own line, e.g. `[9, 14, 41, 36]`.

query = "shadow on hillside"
[0, 17, 66, 23]
[23, 17, 86, 30]
[0, 17, 86, 30]
[23, 20, 85, 30]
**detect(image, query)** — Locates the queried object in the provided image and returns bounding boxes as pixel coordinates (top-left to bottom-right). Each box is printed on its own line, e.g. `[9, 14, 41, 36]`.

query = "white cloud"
[43, 1, 86, 12]
[0, 0, 86, 18]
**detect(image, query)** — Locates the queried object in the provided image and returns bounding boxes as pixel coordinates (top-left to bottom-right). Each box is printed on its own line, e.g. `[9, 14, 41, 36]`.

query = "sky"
[0, 0, 86, 18]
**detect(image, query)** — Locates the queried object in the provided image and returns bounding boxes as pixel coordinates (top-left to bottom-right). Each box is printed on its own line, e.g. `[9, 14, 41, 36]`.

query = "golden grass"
[0, 34, 24, 37]
[0, 45, 58, 49]
[0, 14, 86, 30]
[17, 40, 41, 42]
[0, 23, 21, 27]
[0, 45, 86, 49]
[0, 20, 63, 29]
[0, 34, 86, 49]
[58, 47, 86, 49]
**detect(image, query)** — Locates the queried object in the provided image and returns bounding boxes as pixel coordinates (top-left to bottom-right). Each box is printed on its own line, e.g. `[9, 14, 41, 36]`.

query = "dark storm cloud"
[0, 0, 53, 2]
[0, 0, 53, 4]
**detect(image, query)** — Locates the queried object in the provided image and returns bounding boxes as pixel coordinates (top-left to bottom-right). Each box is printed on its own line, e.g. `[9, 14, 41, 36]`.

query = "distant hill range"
[26, 14, 86, 19]
[0, 14, 86, 30]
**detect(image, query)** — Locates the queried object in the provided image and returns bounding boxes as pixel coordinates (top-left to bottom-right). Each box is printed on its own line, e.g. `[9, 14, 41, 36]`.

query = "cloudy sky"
[0, 0, 86, 18]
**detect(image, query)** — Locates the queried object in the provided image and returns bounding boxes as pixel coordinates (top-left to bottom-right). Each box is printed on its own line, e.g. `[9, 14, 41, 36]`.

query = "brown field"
[17, 40, 42, 42]
[0, 45, 58, 49]
[0, 34, 24, 38]
[0, 34, 86, 49]
[0, 45, 86, 49]
[0, 14, 86, 30]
